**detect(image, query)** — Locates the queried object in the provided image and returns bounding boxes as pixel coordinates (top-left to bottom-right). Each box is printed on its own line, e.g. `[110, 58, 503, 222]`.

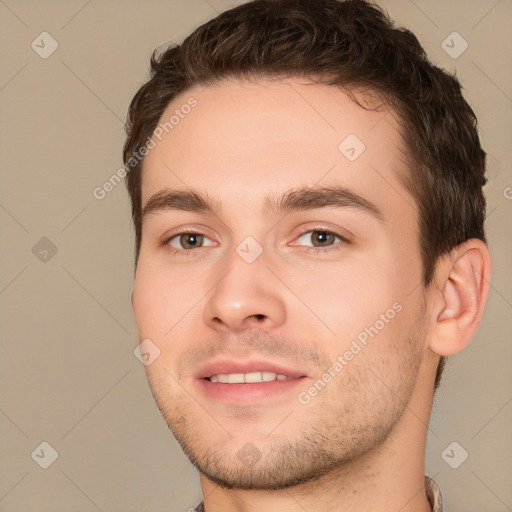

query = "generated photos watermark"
[298, 301, 403, 405]
[93, 96, 198, 200]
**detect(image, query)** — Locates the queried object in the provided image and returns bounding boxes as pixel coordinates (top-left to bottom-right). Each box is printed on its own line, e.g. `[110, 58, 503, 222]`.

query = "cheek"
[132, 258, 209, 339]
[132, 264, 196, 380]
[280, 257, 395, 338]
[132, 263, 176, 336]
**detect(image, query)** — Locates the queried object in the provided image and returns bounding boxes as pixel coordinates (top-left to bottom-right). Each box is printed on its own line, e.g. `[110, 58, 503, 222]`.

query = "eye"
[295, 230, 346, 248]
[167, 232, 216, 250]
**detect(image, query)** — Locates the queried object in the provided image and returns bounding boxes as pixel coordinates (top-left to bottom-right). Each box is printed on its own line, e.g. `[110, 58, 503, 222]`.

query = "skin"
[131, 78, 491, 512]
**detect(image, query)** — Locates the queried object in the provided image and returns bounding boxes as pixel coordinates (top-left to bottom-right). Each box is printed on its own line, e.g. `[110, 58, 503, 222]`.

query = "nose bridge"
[203, 239, 286, 332]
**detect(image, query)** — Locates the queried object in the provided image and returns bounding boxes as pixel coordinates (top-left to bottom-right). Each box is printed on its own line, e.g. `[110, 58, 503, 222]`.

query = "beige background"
[0, 0, 511, 511]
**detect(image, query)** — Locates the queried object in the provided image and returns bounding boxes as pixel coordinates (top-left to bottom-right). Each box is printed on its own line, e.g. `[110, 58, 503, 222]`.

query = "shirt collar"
[425, 475, 444, 512]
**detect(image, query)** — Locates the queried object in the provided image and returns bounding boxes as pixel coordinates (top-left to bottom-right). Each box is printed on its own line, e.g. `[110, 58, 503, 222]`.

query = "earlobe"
[428, 239, 491, 357]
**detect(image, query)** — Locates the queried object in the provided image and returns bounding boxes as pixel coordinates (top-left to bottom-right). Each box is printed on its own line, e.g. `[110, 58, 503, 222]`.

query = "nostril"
[255, 314, 266, 321]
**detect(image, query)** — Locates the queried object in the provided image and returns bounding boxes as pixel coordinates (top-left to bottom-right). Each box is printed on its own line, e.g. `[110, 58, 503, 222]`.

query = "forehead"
[140, 78, 413, 220]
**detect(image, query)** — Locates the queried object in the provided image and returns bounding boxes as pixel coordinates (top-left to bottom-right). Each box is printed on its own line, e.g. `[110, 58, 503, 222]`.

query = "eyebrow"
[265, 185, 384, 221]
[141, 185, 384, 224]
[142, 189, 220, 224]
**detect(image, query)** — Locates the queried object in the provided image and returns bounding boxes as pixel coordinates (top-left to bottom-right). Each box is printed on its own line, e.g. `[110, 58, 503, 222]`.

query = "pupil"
[182, 233, 201, 248]
[314, 231, 333, 246]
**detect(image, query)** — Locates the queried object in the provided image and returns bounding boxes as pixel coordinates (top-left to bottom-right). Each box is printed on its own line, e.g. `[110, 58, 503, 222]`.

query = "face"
[132, 79, 429, 489]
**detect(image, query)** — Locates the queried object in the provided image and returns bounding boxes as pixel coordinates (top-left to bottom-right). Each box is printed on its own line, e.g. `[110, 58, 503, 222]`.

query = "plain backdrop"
[0, 1, 511, 511]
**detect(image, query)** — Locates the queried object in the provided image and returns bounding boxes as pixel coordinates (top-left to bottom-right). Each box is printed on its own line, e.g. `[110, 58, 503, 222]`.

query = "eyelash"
[161, 227, 350, 256]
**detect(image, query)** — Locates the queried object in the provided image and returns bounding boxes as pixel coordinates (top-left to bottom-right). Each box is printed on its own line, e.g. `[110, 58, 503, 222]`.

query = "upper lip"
[196, 358, 308, 379]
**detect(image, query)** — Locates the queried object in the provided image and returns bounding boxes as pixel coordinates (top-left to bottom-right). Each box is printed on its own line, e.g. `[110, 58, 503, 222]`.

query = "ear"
[427, 239, 491, 356]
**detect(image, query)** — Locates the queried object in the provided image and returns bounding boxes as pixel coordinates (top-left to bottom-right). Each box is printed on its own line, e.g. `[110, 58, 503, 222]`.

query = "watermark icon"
[93, 97, 198, 200]
[298, 301, 402, 405]
[338, 133, 366, 161]
[236, 442, 262, 467]
[31, 32, 59, 59]
[441, 441, 468, 469]
[134, 339, 161, 366]
[441, 31, 468, 59]
[504, 186, 512, 200]
[32, 237, 58, 263]
[31, 441, 59, 469]
[236, 236, 263, 263]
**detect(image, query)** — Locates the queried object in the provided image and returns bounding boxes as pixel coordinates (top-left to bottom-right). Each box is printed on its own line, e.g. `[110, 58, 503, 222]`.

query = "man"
[124, 1, 491, 510]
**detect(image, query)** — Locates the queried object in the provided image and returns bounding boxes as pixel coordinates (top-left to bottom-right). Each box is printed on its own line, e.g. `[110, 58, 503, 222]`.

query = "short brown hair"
[123, 0, 487, 391]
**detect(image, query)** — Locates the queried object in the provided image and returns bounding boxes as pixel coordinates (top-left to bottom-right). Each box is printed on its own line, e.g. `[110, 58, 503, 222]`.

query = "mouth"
[195, 358, 308, 404]
[197, 358, 307, 381]
[207, 371, 296, 383]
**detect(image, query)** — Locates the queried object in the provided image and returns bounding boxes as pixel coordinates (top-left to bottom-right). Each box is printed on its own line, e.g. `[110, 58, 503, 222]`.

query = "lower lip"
[196, 377, 307, 405]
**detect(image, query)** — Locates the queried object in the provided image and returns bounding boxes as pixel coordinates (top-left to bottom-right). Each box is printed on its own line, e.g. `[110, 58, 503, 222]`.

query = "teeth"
[227, 373, 245, 384]
[208, 372, 294, 383]
[245, 372, 263, 383]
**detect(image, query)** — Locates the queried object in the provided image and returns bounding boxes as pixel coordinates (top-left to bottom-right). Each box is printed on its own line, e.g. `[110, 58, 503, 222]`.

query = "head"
[125, 0, 490, 491]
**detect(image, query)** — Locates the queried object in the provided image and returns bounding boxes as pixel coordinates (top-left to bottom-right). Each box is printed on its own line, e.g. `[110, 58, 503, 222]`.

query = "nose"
[203, 250, 286, 333]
